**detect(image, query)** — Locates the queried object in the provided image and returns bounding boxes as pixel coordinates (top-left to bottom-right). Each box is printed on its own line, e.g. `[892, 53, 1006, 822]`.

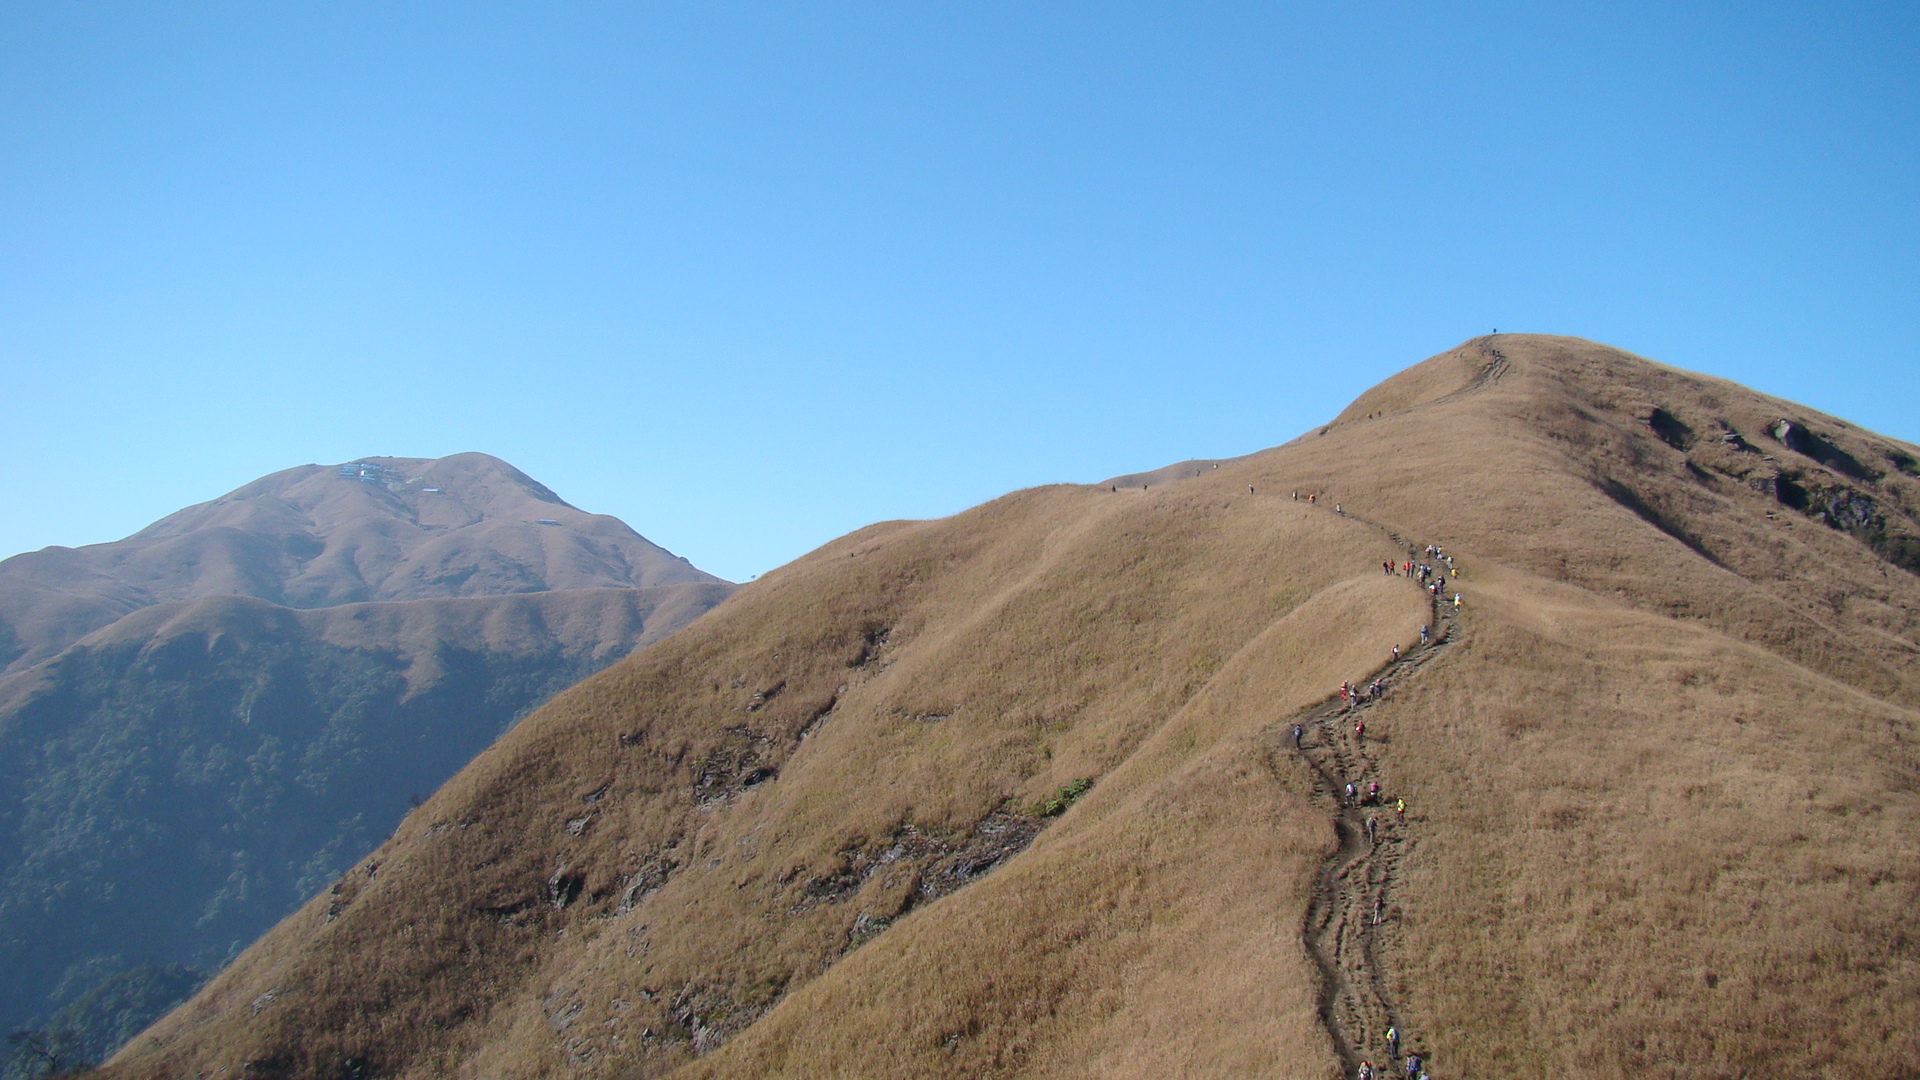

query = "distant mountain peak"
[0, 453, 725, 676]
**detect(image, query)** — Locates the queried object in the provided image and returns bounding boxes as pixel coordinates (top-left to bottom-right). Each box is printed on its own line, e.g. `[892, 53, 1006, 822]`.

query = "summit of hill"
[97, 337, 1920, 1080]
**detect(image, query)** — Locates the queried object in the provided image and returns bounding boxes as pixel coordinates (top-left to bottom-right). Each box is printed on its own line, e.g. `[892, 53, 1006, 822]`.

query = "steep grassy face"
[102, 337, 1920, 1080]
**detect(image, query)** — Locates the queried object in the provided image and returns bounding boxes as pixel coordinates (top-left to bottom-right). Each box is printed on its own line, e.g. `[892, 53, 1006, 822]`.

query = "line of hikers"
[1339, 677, 1389, 705]
[1383, 551, 1463, 611]
[1356, 1045, 1428, 1080]
[1339, 778, 1406, 820]
[1335, 546, 1455, 1080]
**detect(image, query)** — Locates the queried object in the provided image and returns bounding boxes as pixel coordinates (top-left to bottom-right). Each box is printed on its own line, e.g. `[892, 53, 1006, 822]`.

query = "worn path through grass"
[1268, 511, 1462, 1080]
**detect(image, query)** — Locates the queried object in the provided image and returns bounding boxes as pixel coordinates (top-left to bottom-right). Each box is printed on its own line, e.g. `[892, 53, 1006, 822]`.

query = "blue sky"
[2, 2, 1915, 582]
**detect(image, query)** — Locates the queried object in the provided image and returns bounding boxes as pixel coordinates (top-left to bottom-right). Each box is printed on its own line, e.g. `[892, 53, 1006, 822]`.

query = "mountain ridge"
[97, 337, 1920, 1079]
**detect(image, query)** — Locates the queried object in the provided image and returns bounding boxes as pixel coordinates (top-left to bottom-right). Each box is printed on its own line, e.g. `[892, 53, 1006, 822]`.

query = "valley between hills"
[16, 335, 1920, 1079]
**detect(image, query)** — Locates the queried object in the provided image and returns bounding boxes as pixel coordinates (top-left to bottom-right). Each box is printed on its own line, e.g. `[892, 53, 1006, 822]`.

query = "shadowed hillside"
[0, 457, 734, 1075]
[100, 338, 1920, 1080]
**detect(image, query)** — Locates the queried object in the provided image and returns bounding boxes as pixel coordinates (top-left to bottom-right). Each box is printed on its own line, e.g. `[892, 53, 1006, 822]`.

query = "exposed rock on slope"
[102, 340, 1920, 1080]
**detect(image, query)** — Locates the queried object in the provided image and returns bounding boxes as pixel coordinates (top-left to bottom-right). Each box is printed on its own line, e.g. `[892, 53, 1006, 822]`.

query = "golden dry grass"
[99, 335, 1920, 1080]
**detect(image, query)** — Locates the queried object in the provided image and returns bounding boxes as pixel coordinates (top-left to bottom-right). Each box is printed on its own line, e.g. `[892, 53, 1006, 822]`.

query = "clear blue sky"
[3, 3, 1915, 582]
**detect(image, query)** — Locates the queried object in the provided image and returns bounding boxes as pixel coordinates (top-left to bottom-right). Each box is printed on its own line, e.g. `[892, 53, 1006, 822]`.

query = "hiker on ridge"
[1292, 724, 1304, 749]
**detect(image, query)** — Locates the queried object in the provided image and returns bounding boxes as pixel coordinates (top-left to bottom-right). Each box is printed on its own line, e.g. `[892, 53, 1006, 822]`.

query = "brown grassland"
[98, 336, 1920, 1079]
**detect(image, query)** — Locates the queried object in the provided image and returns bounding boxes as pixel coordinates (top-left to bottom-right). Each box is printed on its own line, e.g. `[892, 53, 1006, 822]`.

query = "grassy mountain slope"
[104, 337, 1920, 1080]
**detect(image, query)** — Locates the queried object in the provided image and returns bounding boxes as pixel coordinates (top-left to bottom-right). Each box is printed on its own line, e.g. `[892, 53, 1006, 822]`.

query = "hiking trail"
[1267, 518, 1462, 1080]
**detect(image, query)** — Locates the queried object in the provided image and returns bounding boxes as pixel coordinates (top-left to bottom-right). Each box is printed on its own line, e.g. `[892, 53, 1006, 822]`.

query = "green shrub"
[1033, 778, 1093, 818]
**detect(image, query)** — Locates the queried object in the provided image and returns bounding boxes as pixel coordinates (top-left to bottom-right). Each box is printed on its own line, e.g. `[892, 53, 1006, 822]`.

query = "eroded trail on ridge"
[1267, 521, 1461, 1079]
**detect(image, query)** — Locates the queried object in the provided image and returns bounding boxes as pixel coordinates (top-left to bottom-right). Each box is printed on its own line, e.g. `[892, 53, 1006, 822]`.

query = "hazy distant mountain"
[0, 452, 720, 678]
[95, 340, 1920, 1080]
[0, 455, 734, 1074]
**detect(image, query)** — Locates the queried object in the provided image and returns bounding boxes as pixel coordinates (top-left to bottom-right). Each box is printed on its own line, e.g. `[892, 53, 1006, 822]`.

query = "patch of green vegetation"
[0, 621, 23, 675]
[0, 631, 624, 1050]
[1032, 778, 1093, 818]
[846, 913, 890, 950]
[0, 964, 206, 1079]
[3, 1026, 85, 1080]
